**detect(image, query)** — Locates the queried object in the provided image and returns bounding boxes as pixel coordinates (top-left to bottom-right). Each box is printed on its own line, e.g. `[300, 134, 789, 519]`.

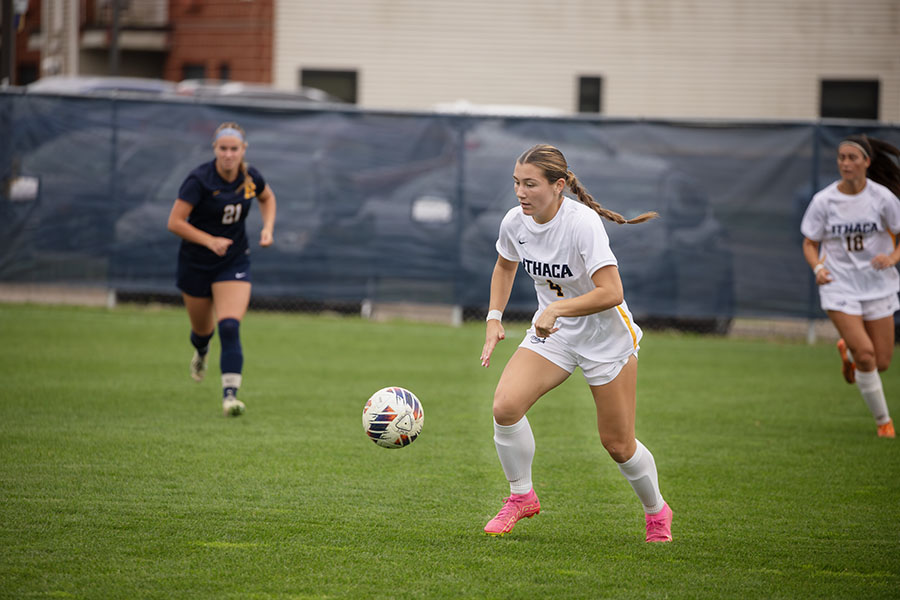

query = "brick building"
[6, 0, 41, 84]
[163, 0, 272, 83]
[4, 0, 273, 85]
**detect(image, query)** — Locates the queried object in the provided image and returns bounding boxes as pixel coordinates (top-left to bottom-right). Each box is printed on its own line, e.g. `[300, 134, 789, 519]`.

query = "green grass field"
[1, 303, 898, 599]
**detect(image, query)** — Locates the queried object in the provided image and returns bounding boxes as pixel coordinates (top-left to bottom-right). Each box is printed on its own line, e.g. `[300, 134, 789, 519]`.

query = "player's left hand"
[260, 229, 274, 247]
[533, 309, 559, 338]
[871, 254, 896, 270]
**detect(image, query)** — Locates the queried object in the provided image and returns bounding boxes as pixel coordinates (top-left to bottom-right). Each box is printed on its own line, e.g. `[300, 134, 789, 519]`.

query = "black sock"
[190, 330, 213, 356]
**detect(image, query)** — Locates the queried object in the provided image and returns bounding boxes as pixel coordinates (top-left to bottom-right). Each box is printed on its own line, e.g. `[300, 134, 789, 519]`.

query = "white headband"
[215, 127, 244, 142]
[839, 140, 869, 159]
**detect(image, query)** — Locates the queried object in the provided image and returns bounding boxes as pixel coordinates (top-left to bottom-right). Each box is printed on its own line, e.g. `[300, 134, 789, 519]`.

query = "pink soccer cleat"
[484, 489, 541, 537]
[645, 503, 673, 542]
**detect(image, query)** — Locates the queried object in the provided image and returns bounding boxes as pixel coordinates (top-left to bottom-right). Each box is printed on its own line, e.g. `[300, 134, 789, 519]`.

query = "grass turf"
[0, 303, 898, 599]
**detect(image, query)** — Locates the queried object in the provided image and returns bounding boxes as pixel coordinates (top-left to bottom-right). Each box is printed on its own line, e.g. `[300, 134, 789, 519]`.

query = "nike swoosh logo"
[235, 272, 247, 279]
[518, 240, 527, 244]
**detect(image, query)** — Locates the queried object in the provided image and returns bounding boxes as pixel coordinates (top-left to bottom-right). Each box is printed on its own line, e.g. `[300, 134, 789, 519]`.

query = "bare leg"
[182, 293, 215, 336]
[492, 347, 570, 425]
[830, 311, 893, 428]
[864, 315, 895, 372]
[591, 355, 638, 463]
[210, 281, 252, 415]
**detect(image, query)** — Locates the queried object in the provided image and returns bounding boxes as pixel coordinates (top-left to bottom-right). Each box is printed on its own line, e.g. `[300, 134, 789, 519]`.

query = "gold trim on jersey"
[616, 305, 638, 349]
[242, 178, 257, 200]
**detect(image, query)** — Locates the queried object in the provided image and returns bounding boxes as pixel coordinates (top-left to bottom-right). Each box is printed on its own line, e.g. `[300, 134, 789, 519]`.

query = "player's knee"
[853, 348, 876, 371]
[492, 389, 525, 425]
[217, 317, 241, 341]
[600, 435, 633, 463]
[492, 404, 523, 426]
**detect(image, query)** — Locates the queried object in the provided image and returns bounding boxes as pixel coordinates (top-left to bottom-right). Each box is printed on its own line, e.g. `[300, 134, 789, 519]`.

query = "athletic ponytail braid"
[517, 144, 658, 225]
[566, 169, 658, 224]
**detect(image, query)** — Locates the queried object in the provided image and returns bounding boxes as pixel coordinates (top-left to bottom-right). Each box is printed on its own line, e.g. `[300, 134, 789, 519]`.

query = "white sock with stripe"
[616, 439, 665, 514]
[855, 369, 891, 425]
[493, 416, 535, 495]
[222, 373, 242, 399]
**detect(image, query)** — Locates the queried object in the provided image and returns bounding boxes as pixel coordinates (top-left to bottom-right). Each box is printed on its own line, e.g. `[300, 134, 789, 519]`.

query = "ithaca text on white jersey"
[801, 178, 900, 300]
[496, 197, 641, 362]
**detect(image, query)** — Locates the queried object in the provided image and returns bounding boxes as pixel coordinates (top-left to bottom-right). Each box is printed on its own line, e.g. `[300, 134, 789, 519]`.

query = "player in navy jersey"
[166, 122, 277, 417]
[801, 134, 900, 438]
[479, 144, 673, 542]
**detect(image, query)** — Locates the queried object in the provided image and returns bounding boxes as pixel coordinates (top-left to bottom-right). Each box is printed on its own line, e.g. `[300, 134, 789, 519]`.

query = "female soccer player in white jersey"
[801, 134, 900, 439]
[479, 143, 673, 542]
[167, 122, 277, 417]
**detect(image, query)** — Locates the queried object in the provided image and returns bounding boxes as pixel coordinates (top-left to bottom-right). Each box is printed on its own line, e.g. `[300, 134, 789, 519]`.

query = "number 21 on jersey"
[222, 203, 242, 224]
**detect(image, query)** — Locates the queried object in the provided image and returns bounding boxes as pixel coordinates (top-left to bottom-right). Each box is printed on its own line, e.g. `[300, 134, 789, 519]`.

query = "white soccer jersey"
[801, 178, 900, 301]
[496, 197, 642, 362]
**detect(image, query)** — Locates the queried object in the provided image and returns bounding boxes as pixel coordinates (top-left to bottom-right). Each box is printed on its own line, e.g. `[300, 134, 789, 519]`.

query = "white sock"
[493, 416, 535, 495]
[222, 373, 242, 399]
[617, 440, 665, 514]
[855, 369, 891, 425]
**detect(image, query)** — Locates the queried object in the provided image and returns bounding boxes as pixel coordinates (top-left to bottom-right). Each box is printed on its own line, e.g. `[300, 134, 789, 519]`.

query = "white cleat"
[190, 350, 208, 382]
[223, 394, 245, 417]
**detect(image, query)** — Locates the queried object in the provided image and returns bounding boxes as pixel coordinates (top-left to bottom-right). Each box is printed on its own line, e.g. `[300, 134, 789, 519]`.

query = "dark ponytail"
[842, 134, 900, 197]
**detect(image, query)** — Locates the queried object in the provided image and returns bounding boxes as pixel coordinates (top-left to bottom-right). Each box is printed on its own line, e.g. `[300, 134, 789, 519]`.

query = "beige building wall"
[40, 0, 80, 77]
[274, 0, 900, 121]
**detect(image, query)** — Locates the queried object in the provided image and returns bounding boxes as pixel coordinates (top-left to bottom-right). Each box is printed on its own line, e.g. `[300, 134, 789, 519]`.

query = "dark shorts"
[176, 251, 251, 298]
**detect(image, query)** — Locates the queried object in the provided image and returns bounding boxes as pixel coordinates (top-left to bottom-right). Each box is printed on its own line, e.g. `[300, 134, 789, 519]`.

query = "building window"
[820, 80, 879, 120]
[577, 76, 602, 113]
[182, 63, 206, 80]
[300, 69, 358, 104]
[17, 63, 39, 86]
[219, 63, 230, 81]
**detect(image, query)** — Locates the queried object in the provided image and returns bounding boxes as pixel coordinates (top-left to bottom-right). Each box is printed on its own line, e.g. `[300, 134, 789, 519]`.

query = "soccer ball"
[362, 387, 424, 449]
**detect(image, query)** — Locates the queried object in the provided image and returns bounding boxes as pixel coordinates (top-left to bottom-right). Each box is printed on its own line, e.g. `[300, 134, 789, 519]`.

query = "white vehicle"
[176, 79, 342, 105]
[26, 76, 176, 97]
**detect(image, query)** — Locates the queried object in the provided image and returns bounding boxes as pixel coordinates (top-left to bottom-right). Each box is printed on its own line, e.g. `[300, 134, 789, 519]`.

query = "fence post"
[806, 122, 823, 344]
[452, 115, 467, 317]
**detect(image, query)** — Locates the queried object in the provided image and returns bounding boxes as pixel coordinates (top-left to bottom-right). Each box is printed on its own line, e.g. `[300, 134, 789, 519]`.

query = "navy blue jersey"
[177, 160, 267, 266]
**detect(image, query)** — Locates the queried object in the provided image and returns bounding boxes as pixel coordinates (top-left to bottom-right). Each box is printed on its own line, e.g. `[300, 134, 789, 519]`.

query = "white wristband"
[486, 309, 503, 322]
[813, 263, 825, 275]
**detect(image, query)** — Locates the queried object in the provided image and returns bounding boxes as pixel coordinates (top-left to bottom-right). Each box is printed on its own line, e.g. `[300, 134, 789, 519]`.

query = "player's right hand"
[814, 266, 833, 285]
[481, 321, 505, 368]
[208, 236, 233, 257]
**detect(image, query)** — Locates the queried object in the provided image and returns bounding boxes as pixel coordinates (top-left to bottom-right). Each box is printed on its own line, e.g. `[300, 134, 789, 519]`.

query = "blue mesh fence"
[2, 91, 899, 331]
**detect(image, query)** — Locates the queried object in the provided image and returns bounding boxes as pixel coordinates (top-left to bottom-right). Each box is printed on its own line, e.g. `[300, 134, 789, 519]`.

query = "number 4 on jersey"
[547, 280, 564, 297]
